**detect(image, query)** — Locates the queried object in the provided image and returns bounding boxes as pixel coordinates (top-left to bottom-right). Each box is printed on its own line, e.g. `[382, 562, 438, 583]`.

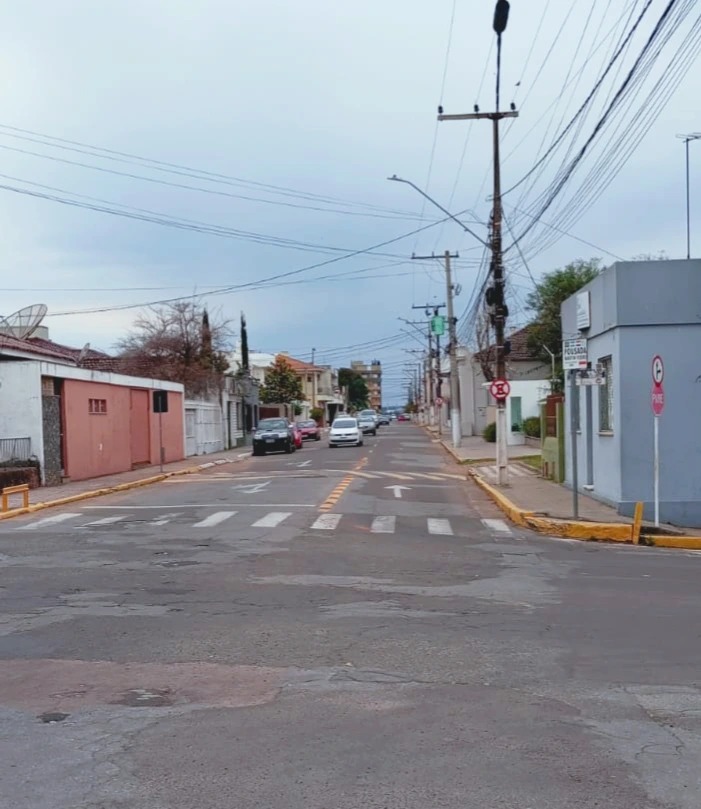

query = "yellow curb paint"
[632, 501, 644, 545]
[643, 535, 701, 550]
[0, 456, 247, 522]
[468, 470, 634, 542]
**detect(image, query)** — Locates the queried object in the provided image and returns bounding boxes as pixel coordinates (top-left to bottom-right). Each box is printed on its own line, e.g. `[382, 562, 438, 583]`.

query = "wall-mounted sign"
[563, 338, 588, 370]
[576, 291, 591, 330]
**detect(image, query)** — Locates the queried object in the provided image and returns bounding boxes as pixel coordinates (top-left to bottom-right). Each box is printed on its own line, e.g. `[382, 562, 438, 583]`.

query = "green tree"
[338, 368, 369, 410]
[260, 356, 305, 405]
[526, 258, 601, 365]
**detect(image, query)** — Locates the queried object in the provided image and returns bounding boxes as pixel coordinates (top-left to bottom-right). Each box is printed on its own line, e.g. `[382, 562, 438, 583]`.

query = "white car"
[328, 417, 363, 448]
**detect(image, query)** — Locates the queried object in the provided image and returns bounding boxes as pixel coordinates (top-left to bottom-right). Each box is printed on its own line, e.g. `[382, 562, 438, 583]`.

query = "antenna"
[76, 343, 91, 366]
[0, 304, 48, 339]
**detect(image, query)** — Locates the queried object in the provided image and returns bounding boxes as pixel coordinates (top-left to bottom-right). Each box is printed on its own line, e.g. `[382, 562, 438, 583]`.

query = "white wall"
[0, 362, 44, 467]
[184, 399, 224, 456]
[504, 379, 549, 446]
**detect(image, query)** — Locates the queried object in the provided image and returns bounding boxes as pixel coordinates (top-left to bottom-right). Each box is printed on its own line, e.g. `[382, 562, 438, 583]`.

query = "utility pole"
[311, 347, 317, 412]
[677, 133, 701, 259]
[413, 302, 446, 435]
[412, 252, 461, 448]
[437, 0, 516, 484]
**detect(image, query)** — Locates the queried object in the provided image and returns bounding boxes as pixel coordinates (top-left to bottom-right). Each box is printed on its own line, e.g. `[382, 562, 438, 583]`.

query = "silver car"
[357, 414, 377, 435]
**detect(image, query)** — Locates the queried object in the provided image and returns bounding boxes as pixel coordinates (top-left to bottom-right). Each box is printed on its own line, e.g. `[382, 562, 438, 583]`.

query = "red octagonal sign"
[651, 383, 665, 416]
[490, 378, 511, 401]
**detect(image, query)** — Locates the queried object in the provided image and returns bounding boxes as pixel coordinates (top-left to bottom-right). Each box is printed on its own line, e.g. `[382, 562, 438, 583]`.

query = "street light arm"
[388, 175, 490, 249]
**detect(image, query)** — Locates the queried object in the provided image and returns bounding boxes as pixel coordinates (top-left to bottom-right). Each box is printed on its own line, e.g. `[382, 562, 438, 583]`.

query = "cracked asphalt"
[1, 424, 701, 807]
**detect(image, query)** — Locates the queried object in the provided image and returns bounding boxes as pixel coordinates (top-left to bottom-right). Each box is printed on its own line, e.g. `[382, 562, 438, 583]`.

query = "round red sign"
[435, 396, 443, 406]
[490, 378, 511, 401]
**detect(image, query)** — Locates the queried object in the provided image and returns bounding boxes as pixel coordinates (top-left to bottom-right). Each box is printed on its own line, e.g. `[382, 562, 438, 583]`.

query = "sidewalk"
[427, 425, 701, 546]
[1, 448, 251, 519]
[434, 432, 540, 462]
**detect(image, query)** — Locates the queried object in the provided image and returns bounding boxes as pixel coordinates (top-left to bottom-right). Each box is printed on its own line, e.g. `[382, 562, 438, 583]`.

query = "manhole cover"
[38, 711, 70, 723]
[114, 688, 173, 707]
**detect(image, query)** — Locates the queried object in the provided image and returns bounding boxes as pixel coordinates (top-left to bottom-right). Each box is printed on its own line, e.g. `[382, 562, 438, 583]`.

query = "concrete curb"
[0, 454, 250, 522]
[468, 469, 701, 548]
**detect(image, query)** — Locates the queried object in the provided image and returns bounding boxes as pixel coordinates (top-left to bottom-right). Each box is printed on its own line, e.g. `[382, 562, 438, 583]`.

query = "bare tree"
[116, 302, 231, 397]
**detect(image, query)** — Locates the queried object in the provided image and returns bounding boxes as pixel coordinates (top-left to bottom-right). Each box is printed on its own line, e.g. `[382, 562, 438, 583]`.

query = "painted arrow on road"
[231, 481, 271, 494]
[385, 485, 412, 499]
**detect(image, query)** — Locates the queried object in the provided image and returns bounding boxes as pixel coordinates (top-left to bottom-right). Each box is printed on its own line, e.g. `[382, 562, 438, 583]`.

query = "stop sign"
[651, 384, 665, 416]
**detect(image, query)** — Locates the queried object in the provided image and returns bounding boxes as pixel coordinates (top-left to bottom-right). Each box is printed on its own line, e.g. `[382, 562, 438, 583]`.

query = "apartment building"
[350, 359, 382, 410]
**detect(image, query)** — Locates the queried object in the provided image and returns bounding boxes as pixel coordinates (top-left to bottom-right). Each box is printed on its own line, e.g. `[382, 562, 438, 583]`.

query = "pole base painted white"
[496, 405, 508, 485]
[451, 407, 461, 448]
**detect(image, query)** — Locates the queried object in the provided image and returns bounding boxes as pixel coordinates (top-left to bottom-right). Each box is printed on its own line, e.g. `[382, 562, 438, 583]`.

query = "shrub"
[310, 407, 324, 423]
[523, 416, 541, 438]
[293, 403, 303, 416]
[483, 421, 497, 442]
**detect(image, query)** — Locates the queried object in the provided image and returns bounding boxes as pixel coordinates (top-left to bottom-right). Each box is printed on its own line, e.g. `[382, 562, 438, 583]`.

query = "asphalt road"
[1, 423, 700, 808]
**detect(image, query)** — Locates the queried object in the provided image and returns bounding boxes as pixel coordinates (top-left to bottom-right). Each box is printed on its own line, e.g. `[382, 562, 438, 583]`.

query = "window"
[598, 356, 613, 432]
[307, 374, 313, 383]
[89, 398, 107, 414]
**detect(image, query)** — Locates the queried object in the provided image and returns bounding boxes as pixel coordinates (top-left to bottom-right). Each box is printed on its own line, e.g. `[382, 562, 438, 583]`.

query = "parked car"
[328, 416, 363, 448]
[252, 418, 296, 455]
[397, 413, 410, 422]
[357, 413, 377, 436]
[298, 419, 321, 441]
[289, 422, 303, 449]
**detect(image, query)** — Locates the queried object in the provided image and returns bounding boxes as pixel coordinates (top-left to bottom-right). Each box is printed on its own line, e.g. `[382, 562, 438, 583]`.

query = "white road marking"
[192, 511, 237, 528]
[231, 481, 271, 494]
[151, 513, 178, 526]
[385, 485, 411, 499]
[17, 512, 81, 530]
[252, 512, 292, 528]
[82, 515, 127, 527]
[311, 514, 342, 530]
[374, 472, 414, 480]
[427, 518, 454, 536]
[481, 518, 512, 533]
[371, 516, 396, 534]
[83, 503, 316, 508]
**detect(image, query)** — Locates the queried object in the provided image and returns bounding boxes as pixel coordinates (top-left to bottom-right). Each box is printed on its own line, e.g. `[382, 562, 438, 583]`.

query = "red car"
[289, 422, 304, 449]
[397, 413, 410, 422]
[298, 419, 321, 441]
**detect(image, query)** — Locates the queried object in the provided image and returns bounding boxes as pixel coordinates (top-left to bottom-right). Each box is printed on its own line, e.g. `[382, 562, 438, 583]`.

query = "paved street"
[1, 424, 701, 808]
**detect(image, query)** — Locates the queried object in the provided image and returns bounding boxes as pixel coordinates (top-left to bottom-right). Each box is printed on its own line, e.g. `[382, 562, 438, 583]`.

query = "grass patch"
[518, 454, 542, 472]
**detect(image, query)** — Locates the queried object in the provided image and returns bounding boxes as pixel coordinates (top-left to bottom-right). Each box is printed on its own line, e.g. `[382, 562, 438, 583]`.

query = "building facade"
[561, 259, 701, 527]
[351, 359, 382, 410]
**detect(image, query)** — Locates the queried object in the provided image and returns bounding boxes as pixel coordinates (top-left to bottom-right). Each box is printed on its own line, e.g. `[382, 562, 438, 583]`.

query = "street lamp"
[676, 133, 701, 260]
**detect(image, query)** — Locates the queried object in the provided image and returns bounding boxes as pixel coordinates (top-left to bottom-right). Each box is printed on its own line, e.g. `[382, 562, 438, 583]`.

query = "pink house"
[0, 330, 185, 485]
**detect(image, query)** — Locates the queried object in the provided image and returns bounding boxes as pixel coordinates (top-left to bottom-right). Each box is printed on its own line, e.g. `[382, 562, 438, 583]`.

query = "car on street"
[298, 419, 321, 441]
[389, 413, 397, 421]
[357, 413, 377, 435]
[377, 413, 390, 426]
[397, 413, 410, 422]
[289, 422, 303, 449]
[328, 416, 363, 448]
[358, 408, 380, 426]
[252, 417, 296, 456]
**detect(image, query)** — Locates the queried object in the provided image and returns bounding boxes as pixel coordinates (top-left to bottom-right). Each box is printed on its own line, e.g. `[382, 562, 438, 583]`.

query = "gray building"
[561, 259, 701, 527]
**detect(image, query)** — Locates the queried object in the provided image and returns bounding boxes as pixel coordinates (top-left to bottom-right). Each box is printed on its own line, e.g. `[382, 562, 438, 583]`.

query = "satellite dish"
[2, 304, 48, 339]
[76, 343, 91, 366]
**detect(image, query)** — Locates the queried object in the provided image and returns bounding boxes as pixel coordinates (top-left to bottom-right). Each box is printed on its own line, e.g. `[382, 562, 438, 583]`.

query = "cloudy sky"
[1, 1, 699, 403]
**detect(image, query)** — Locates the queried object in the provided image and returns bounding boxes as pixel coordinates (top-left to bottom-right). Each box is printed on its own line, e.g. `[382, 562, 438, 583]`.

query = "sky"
[1, 0, 699, 404]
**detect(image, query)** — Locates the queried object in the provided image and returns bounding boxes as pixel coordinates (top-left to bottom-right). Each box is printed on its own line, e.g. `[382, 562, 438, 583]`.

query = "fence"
[0, 437, 31, 463]
[184, 400, 224, 457]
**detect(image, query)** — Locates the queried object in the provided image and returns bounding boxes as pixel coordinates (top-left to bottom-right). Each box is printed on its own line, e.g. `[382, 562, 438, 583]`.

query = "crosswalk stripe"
[427, 518, 453, 536]
[192, 511, 237, 528]
[83, 515, 127, 527]
[252, 512, 292, 528]
[373, 472, 415, 480]
[481, 518, 512, 533]
[151, 513, 178, 526]
[311, 514, 342, 530]
[18, 513, 81, 530]
[371, 516, 396, 534]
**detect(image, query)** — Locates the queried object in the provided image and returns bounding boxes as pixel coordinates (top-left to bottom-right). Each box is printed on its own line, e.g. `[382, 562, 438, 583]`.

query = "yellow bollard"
[632, 501, 644, 545]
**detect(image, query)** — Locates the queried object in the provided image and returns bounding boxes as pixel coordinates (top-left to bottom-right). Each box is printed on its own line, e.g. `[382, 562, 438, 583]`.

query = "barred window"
[89, 398, 107, 414]
[598, 356, 613, 432]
